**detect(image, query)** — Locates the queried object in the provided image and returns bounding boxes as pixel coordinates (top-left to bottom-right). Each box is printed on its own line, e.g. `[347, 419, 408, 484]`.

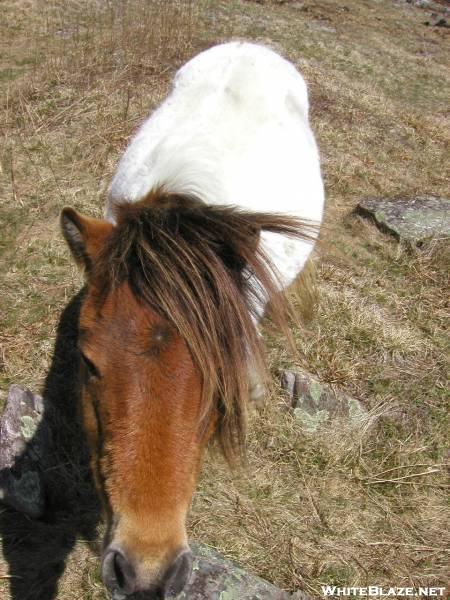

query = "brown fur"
[92, 190, 317, 459]
[79, 284, 203, 574]
[61, 188, 317, 579]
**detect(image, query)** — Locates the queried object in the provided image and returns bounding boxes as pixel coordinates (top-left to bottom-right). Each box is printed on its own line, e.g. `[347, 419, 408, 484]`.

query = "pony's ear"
[60, 207, 113, 270]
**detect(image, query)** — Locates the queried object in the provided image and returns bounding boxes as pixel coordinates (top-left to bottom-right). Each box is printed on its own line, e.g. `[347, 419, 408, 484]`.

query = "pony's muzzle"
[102, 546, 193, 599]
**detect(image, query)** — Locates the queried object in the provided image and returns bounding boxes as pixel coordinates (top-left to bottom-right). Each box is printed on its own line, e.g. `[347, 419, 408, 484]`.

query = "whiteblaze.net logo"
[321, 586, 447, 597]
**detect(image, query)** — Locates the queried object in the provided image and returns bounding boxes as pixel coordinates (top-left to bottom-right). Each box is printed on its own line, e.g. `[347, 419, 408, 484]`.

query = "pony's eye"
[80, 352, 101, 379]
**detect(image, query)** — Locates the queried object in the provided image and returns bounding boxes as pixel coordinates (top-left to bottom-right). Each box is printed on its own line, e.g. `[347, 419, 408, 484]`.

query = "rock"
[404, 0, 449, 12]
[0, 384, 51, 518]
[280, 370, 366, 432]
[280, 370, 296, 406]
[356, 196, 450, 244]
[406, 0, 431, 6]
[181, 543, 302, 599]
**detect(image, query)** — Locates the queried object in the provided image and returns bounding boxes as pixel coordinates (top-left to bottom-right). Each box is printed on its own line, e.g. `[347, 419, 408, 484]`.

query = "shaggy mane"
[94, 190, 317, 460]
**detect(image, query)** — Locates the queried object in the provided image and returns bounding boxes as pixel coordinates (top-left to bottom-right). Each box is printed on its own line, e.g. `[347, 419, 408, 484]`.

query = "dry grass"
[1, 0, 449, 598]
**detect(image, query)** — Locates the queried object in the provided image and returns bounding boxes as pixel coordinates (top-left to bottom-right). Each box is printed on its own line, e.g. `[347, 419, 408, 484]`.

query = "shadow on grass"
[0, 291, 101, 600]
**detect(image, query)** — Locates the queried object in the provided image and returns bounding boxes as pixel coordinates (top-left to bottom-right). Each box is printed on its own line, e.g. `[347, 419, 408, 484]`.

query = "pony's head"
[61, 191, 313, 599]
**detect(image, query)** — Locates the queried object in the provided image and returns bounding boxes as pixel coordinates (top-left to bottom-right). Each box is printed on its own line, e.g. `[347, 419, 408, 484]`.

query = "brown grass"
[1, 0, 449, 598]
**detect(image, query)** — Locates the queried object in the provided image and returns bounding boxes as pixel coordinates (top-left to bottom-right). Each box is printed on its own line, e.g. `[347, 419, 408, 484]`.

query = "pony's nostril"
[102, 548, 136, 596]
[162, 549, 193, 597]
[113, 552, 128, 591]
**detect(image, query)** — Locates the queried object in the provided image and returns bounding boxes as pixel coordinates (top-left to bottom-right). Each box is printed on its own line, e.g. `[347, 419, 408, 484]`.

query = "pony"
[61, 42, 324, 600]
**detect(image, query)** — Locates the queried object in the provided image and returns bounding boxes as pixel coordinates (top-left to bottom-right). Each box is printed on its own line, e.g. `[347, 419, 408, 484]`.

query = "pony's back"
[107, 41, 324, 297]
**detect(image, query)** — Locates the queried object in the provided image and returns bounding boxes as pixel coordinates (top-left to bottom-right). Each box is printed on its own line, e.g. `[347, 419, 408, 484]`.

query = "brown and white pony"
[61, 42, 324, 600]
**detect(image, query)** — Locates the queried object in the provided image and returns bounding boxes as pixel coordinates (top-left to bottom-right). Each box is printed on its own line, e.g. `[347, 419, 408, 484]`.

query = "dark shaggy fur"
[93, 190, 317, 459]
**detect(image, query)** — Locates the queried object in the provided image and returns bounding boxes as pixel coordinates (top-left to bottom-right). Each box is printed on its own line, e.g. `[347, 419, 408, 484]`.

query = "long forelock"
[93, 191, 317, 460]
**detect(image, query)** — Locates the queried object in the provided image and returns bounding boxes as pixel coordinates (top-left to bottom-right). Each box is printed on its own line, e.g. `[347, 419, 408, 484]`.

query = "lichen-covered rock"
[280, 370, 296, 407]
[0, 384, 51, 518]
[178, 543, 296, 599]
[356, 196, 450, 244]
[403, 0, 450, 12]
[280, 370, 366, 432]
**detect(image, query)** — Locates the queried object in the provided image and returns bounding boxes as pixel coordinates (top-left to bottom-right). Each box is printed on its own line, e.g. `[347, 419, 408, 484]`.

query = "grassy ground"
[0, 0, 449, 598]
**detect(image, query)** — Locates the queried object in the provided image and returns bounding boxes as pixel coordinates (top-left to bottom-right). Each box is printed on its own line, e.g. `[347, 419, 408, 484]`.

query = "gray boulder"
[280, 369, 366, 432]
[0, 384, 51, 518]
[181, 543, 302, 599]
[402, 0, 449, 13]
[356, 196, 450, 244]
